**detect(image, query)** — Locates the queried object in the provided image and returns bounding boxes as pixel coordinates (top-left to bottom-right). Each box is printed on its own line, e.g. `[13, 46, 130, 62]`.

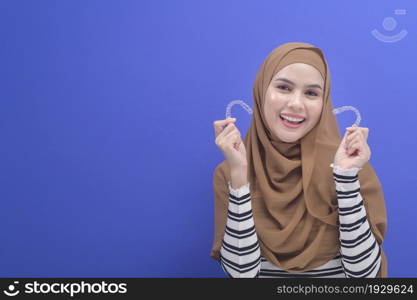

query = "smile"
[279, 114, 306, 129]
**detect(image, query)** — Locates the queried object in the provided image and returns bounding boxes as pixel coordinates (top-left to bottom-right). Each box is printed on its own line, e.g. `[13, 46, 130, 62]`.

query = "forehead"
[274, 63, 324, 84]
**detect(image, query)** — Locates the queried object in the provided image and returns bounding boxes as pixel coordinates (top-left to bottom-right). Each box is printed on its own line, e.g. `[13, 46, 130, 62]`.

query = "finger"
[351, 127, 367, 138]
[345, 131, 362, 150]
[213, 118, 235, 133]
[223, 126, 241, 141]
[341, 129, 351, 149]
[216, 118, 236, 134]
[216, 122, 236, 141]
[347, 140, 363, 155]
[361, 127, 369, 140]
[214, 118, 236, 137]
[345, 128, 356, 139]
[346, 131, 362, 144]
[356, 129, 366, 141]
[224, 131, 241, 149]
[348, 145, 361, 156]
[346, 125, 359, 134]
[348, 135, 364, 152]
[347, 126, 369, 140]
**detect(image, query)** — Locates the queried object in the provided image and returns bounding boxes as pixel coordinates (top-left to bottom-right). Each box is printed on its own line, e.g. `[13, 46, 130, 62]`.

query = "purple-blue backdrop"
[0, 0, 415, 277]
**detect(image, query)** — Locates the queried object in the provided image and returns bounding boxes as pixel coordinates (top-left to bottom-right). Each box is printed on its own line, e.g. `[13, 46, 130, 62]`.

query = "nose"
[287, 90, 304, 111]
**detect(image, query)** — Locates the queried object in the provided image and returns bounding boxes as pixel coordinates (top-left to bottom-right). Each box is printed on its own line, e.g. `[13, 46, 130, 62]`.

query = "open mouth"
[279, 114, 306, 128]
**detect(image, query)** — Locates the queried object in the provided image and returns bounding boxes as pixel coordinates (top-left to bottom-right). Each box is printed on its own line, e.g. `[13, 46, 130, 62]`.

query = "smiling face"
[263, 63, 324, 143]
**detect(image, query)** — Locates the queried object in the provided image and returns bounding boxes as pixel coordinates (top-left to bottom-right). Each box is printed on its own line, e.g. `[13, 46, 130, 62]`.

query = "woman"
[211, 42, 388, 278]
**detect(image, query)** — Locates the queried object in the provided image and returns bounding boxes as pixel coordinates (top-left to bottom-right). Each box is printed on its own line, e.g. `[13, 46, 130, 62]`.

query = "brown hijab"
[210, 42, 388, 277]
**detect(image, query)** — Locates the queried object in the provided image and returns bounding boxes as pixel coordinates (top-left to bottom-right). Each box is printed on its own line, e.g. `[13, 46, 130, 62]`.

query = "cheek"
[306, 103, 323, 125]
[264, 91, 282, 114]
[270, 91, 278, 100]
[264, 89, 290, 121]
[269, 92, 287, 111]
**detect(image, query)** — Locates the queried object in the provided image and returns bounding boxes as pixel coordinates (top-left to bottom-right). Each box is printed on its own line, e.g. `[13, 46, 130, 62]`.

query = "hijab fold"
[210, 42, 388, 276]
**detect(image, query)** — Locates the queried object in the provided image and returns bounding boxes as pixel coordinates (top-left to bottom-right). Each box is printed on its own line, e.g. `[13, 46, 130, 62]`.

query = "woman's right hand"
[213, 118, 247, 170]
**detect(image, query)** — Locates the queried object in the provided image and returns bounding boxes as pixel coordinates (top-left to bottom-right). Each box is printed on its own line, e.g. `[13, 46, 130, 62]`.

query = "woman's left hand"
[333, 125, 371, 169]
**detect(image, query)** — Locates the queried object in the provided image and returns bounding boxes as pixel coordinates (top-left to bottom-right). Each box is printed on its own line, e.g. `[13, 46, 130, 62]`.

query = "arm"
[332, 163, 382, 278]
[219, 181, 261, 278]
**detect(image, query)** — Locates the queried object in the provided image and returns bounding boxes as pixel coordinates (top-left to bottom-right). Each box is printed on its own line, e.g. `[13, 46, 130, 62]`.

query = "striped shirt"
[219, 164, 382, 278]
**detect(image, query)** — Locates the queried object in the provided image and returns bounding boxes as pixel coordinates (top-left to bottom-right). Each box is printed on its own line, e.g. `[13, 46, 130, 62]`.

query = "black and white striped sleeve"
[219, 181, 261, 278]
[331, 163, 382, 278]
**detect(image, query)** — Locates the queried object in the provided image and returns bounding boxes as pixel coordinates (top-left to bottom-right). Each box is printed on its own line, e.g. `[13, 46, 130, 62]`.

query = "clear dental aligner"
[332, 105, 362, 127]
[225, 100, 253, 119]
[225, 100, 361, 127]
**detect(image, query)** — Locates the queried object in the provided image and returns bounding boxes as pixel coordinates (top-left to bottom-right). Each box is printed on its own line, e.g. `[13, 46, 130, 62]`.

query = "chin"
[276, 133, 302, 143]
[282, 137, 300, 143]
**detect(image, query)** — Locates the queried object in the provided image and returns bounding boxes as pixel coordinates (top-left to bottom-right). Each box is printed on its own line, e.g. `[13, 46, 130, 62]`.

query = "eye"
[277, 85, 290, 91]
[306, 90, 318, 97]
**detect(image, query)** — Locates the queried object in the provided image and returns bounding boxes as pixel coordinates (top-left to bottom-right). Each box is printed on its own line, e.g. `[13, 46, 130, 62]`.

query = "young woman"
[211, 42, 387, 278]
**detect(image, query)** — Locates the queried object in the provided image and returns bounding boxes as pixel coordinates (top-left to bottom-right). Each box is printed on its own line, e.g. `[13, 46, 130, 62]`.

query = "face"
[263, 63, 324, 143]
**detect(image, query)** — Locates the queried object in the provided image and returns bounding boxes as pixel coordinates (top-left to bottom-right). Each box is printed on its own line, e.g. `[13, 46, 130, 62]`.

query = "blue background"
[0, 0, 415, 277]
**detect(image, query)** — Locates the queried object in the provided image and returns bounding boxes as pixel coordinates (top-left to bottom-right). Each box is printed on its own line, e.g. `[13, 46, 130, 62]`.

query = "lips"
[280, 113, 305, 119]
[279, 114, 305, 129]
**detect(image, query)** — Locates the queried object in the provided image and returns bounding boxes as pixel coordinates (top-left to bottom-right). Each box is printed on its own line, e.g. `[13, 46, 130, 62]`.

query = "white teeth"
[280, 114, 305, 122]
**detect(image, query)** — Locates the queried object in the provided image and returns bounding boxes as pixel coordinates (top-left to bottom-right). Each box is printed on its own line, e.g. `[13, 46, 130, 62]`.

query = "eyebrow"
[274, 77, 323, 90]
